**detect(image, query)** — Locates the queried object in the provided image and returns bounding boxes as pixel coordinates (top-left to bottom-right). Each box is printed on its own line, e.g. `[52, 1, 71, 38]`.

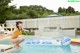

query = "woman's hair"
[16, 21, 22, 30]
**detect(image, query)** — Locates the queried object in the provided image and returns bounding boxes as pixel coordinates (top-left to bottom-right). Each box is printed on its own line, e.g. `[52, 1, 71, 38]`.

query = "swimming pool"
[0, 36, 80, 53]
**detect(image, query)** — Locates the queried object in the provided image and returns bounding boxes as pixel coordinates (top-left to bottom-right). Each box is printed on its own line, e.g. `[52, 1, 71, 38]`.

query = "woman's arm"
[11, 29, 18, 39]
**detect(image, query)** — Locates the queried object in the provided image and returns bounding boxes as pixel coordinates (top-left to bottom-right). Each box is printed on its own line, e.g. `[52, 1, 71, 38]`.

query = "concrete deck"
[0, 44, 13, 53]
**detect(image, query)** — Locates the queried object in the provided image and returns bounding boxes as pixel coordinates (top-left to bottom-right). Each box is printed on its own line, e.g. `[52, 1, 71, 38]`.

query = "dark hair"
[16, 21, 22, 30]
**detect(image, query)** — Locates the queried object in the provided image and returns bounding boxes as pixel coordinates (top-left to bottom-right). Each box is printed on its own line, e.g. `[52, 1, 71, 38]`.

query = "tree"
[62, 8, 66, 13]
[67, 6, 75, 13]
[58, 7, 63, 13]
[18, 5, 54, 18]
[0, 0, 12, 23]
[57, 6, 77, 16]
[27, 10, 39, 18]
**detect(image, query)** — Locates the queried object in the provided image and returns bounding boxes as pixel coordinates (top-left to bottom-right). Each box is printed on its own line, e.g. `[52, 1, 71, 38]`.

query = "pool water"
[0, 36, 80, 53]
[11, 44, 71, 53]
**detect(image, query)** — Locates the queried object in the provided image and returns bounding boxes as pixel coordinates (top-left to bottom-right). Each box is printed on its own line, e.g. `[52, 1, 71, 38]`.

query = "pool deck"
[0, 44, 13, 53]
[4, 47, 18, 53]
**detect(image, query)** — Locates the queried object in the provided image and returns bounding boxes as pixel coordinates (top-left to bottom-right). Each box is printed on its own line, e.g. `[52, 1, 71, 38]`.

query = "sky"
[9, 0, 80, 12]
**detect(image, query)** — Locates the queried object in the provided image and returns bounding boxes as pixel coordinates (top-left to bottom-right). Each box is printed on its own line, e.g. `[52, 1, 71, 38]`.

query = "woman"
[10, 21, 24, 48]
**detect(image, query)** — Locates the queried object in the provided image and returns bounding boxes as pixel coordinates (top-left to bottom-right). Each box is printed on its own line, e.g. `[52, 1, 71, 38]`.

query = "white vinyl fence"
[6, 16, 80, 37]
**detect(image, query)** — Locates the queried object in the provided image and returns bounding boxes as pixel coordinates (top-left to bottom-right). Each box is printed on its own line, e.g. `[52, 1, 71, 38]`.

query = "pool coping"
[0, 44, 13, 53]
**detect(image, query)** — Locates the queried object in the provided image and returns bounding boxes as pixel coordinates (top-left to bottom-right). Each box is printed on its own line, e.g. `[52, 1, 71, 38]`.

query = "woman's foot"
[14, 45, 21, 49]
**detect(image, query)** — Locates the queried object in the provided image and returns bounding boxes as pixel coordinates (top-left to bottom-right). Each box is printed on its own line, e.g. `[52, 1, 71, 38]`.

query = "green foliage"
[0, 0, 80, 23]
[18, 5, 54, 18]
[7, 5, 54, 20]
[22, 31, 29, 35]
[22, 31, 34, 35]
[0, 1, 54, 23]
[27, 10, 39, 18]
[58, 6, 80, 16]
[67, 6, 75, 13]
[58, 7, 63, 13]
[0, 0, 15, 23]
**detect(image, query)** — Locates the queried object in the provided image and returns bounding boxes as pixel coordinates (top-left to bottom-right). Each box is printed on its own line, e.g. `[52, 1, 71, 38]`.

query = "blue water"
[0, 36, 80, 53]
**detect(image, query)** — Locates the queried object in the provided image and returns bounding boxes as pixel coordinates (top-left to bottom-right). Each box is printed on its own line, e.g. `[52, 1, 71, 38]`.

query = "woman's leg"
[14, 38, 24, 48]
